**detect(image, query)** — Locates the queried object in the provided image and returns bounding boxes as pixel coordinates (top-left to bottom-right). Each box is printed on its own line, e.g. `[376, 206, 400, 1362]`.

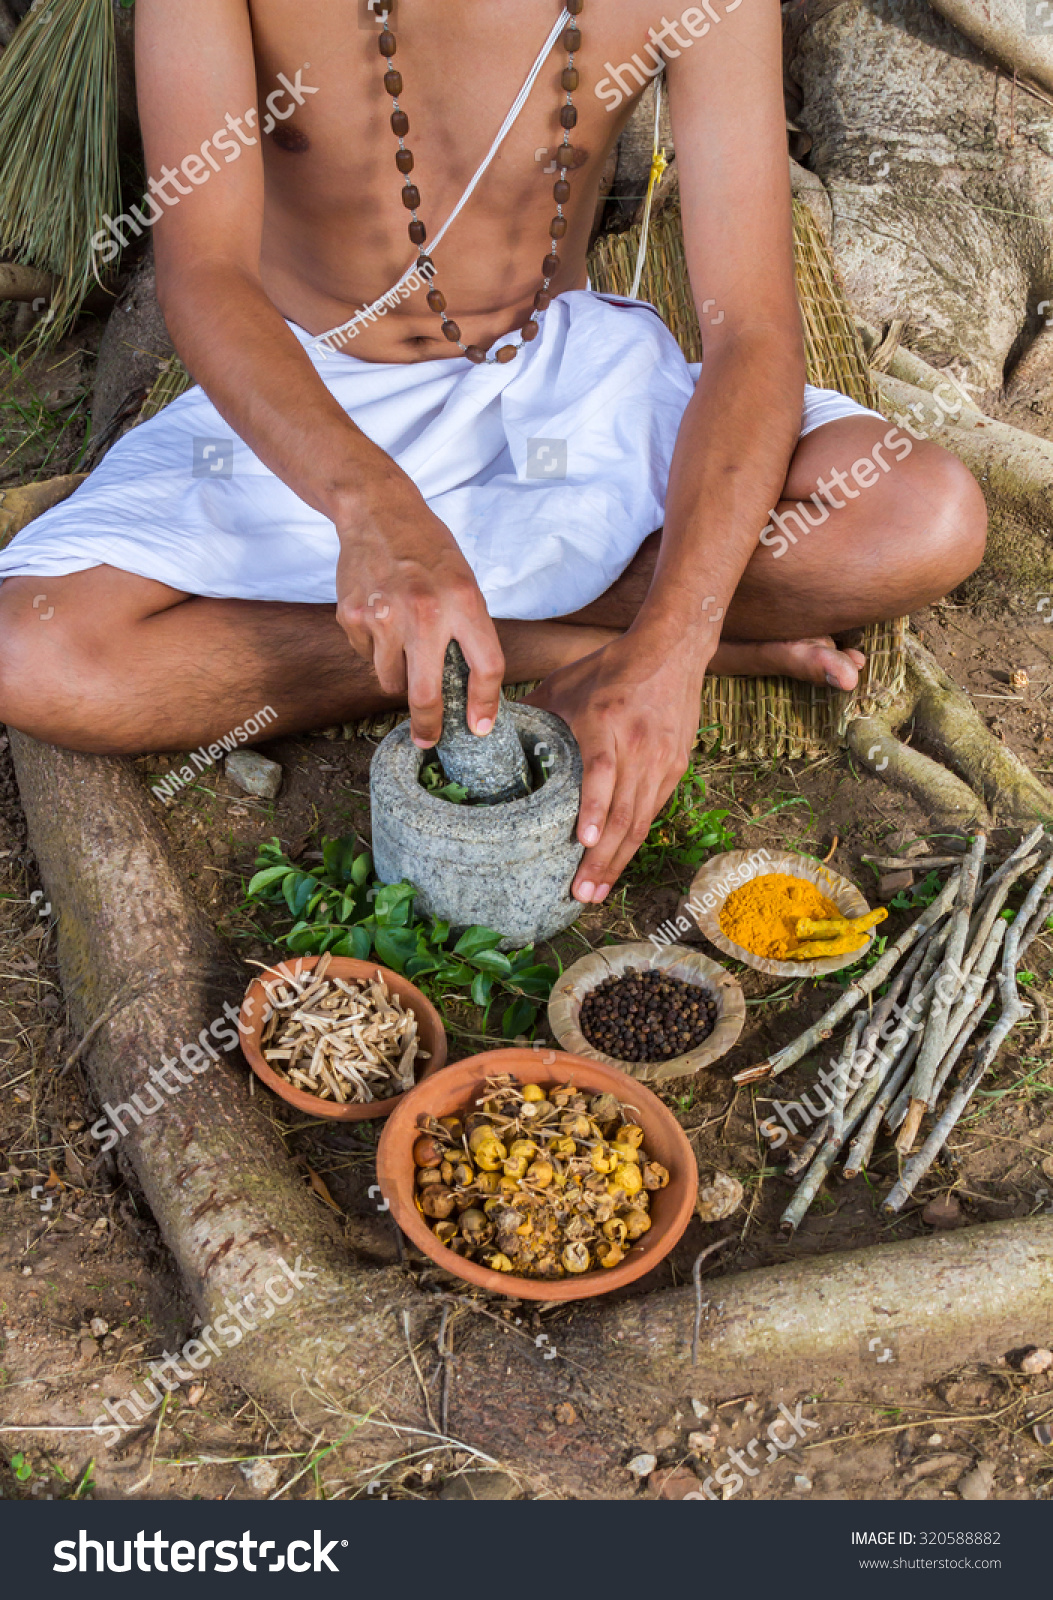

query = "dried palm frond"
[138, 355, 193, 422]
[0, 0, 119, 341]
[791, 199, 877, 408]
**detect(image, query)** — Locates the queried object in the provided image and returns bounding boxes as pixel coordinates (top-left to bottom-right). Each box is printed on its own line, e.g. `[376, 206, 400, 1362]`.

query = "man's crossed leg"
[0, 415, 986, 896]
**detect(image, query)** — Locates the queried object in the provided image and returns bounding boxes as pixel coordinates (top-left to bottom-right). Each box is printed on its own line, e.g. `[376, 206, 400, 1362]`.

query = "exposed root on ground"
[847, 633, 1053, 825]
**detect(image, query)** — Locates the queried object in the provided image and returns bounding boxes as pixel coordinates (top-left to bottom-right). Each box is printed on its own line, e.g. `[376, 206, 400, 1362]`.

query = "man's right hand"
[335, 483, 505, 749]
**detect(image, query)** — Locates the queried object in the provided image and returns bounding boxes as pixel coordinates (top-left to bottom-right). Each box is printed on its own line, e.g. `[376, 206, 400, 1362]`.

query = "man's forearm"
[631, 333, 806, 662]
[160, 263, 416, 527]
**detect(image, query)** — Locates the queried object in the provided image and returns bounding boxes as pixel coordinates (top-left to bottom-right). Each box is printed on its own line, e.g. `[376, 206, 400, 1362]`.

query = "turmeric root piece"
[795, 908, 888, 942]
[785, 934, 870, 960]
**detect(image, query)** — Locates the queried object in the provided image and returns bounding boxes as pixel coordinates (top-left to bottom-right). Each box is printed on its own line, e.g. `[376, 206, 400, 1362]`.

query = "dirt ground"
[2, 586, 1052, 1504]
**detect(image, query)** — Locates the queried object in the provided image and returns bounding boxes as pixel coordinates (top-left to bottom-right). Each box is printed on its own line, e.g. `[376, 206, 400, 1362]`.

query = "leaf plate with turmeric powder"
[683, 850, 875, 978]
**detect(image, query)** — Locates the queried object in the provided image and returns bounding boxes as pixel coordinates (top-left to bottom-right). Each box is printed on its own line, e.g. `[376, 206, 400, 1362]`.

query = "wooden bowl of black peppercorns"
[547, 942, 745, 1083]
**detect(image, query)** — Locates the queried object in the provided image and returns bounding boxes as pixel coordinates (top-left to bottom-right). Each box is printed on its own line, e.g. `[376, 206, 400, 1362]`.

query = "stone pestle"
[434, 640, 532, 803]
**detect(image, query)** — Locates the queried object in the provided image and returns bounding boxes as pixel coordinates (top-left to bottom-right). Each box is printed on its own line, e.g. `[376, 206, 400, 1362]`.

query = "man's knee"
[0, 575, 123, 745]
[0, 579, 65, 733]
[896, 441, 987, 590]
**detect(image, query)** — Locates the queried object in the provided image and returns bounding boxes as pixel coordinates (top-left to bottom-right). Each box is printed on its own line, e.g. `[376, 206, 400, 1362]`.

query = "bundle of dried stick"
[256, 953, 426, 1103]
[741, 826, 1053, 1231]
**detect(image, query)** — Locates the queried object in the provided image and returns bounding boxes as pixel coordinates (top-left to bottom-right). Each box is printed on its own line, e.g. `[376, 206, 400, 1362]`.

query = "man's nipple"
[269, 122, 311, 154]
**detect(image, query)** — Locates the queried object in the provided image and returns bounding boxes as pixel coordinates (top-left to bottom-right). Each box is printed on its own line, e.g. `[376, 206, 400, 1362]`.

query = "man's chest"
[245, 0, 666, 199]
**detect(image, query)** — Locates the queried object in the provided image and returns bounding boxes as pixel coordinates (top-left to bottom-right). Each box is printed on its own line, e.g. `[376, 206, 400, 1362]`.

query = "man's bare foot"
[709, 636, 867, 690]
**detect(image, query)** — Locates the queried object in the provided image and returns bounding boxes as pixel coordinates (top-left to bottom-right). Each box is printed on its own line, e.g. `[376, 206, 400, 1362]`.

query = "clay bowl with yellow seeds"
[376, 1049, 697, 1301]
[546, 942, 745, 1082]
[684, 849, 876, 979]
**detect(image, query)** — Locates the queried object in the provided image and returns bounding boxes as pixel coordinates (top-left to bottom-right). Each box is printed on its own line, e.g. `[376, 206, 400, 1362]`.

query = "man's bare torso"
[248, 1, 654, 361]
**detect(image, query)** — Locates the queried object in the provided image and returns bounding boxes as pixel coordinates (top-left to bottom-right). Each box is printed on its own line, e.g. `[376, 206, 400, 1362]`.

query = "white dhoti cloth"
[0, 290, 882, 621]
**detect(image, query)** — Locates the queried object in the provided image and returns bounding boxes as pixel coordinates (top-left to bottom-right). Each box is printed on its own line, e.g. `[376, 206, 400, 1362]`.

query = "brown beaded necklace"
[375, 2, 585, 365]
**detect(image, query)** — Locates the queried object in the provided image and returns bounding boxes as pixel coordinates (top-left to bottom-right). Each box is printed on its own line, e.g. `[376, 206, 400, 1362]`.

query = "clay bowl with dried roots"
[238, 954, 448, 1122]
[686, 849, 876, 978]
[376, 1048, 698, 1301]
[546, 941, 745, 1082]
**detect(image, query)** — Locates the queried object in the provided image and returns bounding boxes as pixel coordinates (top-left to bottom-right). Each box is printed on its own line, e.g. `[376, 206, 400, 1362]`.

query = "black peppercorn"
[579, 968, 717, 1062]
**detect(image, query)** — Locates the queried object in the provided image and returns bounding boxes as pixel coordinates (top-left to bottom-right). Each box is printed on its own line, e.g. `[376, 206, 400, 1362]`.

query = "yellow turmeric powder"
[719, 873, 844, 960]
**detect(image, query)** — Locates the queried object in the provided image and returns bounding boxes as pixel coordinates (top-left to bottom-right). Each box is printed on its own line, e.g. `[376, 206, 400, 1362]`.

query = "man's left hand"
[527, 633, 709, 903]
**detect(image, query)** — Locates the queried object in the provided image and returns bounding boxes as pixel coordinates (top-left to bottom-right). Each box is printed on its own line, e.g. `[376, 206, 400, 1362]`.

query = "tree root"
[925, 0, 1053, 101]
[8, 728, 1053, 1495]
[846, 714, 988, 825]
[0, 474, 84, 545]
[0, 262, 52, 304]
[846, 633, 1053, 825]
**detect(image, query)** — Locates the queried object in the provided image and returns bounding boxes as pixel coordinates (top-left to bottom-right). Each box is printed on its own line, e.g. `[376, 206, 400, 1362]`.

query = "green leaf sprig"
[244, 836, 557, 1039]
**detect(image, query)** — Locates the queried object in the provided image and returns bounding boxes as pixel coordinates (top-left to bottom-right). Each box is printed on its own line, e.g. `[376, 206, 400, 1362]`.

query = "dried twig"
[928, 981, 996, 1108]
[438, 1305, 455, 1438]
[898, 833, 986, 1151]
[402, 1309, 440, 1436]
[782, 1014, 915, 1228]
[691, 1237, 735, 1366]
[827, 1011, 867, 1146]
[786, 1115, 831, 1179]
[844, 1026, 924, 1176]
[883, 875, 1053, 1213]
[861, 854, 964, 871]
[962, 842, 1043, 981]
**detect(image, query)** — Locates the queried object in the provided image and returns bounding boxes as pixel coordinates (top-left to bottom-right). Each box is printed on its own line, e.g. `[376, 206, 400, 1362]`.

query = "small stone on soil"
[239, 1457, 282, 1493]
[226, 749, 283, 800]
[439, 1470, 519, 1501]
[878, 870, 914, 902]
[654, 1467, 703, 1500]
[957, 1460, 996, 1500]
[628, 1453, 657, 1478]
[691, 1398, 710, 1418]
[89, 1316, 109, 1337]
[922, 1195, 963, 1229]
[1020, 1347, 1052, 1375]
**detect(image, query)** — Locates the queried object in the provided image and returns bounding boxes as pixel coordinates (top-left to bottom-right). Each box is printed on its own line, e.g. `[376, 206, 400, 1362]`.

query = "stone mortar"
[370, 704, 584, 947]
